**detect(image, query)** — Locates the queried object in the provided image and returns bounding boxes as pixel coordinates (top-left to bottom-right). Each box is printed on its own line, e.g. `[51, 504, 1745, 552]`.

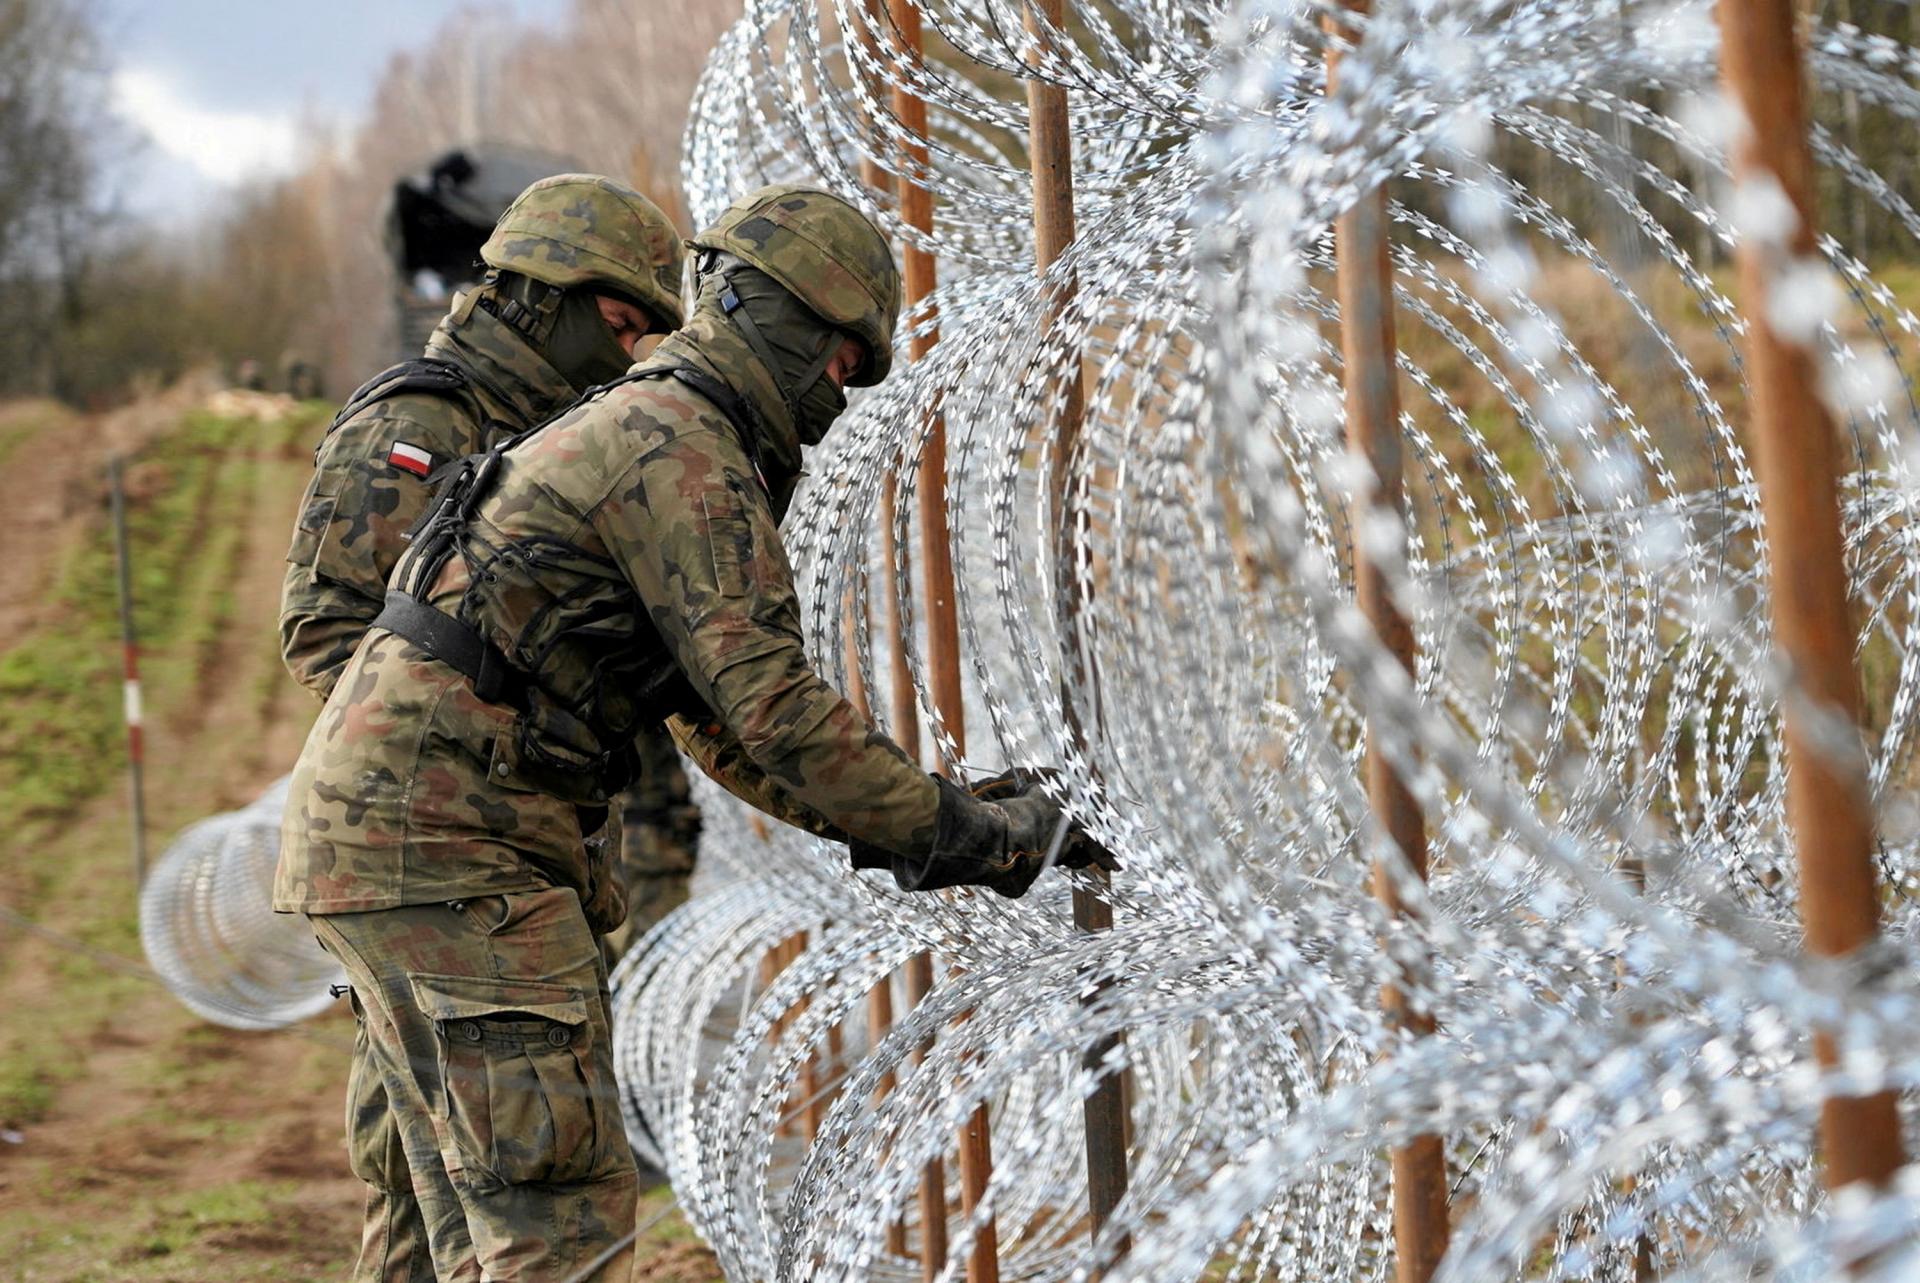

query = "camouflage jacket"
[275, 308, 940, 915]
[279, 296, 579, 700]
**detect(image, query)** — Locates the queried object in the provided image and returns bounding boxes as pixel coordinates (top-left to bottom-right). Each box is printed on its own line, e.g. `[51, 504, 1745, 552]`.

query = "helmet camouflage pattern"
[692, 184, 901, 386]
[481, 173, 686, 330]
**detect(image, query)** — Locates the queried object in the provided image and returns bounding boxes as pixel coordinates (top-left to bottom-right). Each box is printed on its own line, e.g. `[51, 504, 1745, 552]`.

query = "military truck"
[385, 145, 576, 359]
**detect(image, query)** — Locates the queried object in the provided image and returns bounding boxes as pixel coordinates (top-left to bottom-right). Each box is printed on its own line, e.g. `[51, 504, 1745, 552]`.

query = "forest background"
[10, 0, 1920, 409]
[0, 0, 743, 408]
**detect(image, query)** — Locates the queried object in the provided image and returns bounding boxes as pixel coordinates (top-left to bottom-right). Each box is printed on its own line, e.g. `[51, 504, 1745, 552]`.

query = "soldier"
[277, 184, 1114, 1281]
[279, 172, 685, 1283]
[281, 173, 685, 700]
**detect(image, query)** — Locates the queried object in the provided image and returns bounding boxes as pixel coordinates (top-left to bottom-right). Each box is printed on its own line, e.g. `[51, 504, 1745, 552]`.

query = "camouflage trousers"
[312, 887, 638, 1283]
[600, 737, 701, 966]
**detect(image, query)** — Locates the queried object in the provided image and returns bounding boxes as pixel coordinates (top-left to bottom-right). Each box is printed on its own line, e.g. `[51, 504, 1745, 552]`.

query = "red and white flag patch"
[387, 441, 434, 477]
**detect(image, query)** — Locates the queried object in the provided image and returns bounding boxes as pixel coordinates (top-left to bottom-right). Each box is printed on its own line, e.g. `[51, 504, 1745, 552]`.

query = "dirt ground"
[0, 393, 719, 1282]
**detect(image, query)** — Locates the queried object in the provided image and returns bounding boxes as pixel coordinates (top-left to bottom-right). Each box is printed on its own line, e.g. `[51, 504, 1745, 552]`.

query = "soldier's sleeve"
[599, 430, 941, 857]
[666, 715, 850, 842]
[279, 400, 466, 700]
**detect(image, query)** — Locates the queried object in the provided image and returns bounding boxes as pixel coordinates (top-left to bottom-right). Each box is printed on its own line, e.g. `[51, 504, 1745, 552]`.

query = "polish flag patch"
[387, 441, 434, 477]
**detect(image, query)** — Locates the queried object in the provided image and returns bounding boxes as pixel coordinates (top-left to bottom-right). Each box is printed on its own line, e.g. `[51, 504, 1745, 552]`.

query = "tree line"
[1, 0, 1914, 409]
[0, 0, 738, 407]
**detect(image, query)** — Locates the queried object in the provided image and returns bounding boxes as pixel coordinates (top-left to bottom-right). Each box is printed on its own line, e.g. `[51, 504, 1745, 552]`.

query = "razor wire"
[611, 0, 1920, 1280]
[139, 775, 344, 1031]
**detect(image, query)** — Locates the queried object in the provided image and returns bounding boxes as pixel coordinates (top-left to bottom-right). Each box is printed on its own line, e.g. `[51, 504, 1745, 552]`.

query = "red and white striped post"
[109, 455, 149, 883]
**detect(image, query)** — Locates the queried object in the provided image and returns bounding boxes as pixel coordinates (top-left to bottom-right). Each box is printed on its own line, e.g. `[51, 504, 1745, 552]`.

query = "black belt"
[372, 591, 529, 711]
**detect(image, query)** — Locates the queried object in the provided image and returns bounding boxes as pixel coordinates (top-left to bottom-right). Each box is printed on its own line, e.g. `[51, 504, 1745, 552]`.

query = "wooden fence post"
[109, 455, 149, 886]
[1715, 0, 1906, 1192]
[869, 2, 1000, 1276]
[1022, 0, 1133, 1260]
[1323, 5, 1450, 1280]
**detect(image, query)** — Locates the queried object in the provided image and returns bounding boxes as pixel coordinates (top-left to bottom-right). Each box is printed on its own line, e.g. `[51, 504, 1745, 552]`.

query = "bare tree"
[0, 0, 115, 397]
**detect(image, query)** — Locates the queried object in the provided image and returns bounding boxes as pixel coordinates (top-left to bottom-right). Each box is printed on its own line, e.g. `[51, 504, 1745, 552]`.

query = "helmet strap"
[479, 272, 563, 345]
[718, 272, 811, 426]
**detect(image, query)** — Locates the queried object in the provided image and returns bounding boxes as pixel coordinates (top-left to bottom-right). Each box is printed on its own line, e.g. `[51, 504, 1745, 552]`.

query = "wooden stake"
[885, 4, 998, 1279]
[1715, 0, 1905, 1192]
[866, 971, 914, 1258]
[857, 2, 952, 1268]
[906, 950, 950, 1279]
[886, 0, 964, 765]
[1324, 5, 1450, 1279]
[1025, 0, 1133, 1259]
[761, 932, 807, 1139]
[845, 574, 914, 1257]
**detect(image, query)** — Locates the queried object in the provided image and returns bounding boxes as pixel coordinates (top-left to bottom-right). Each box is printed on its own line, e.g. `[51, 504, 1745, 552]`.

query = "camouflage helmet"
[481, 174, 686, 330]
[691, 184, 900, 386]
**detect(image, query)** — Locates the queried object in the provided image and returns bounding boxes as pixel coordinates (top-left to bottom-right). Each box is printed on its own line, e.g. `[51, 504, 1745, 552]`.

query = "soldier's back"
[493, 370, 742, 527]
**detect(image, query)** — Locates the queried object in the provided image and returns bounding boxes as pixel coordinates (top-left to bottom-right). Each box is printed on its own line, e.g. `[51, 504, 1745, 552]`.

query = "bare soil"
[0, 387, 719, 1282]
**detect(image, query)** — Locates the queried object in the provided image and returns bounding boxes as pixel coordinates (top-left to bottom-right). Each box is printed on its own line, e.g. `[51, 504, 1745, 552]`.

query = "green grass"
[0, 1177, 313, 1282]
[0, 413, 250, 834]
[0, 402, 322, 1124]
[637, 1184, 707, 1247]
[0, 1053, 56, 1122]
[133, 1179, 284, 1257]
[0, 390, 361, 1282]
[0, 407, 315, 824]
[0, 401, 71, 472]
[0, 946, 149, 1117]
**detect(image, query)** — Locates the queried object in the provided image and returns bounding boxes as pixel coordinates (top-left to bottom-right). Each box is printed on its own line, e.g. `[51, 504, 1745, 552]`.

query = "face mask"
[545, 289, 636, 393]
[795, 372, 847, 446]
[709, 260, 851, 441]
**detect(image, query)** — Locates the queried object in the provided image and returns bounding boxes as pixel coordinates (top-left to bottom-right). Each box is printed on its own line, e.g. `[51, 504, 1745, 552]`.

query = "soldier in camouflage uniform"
[279, 173, 684, 1283]
[282, 173, 685, 700]
[277, 185, 1114, 1281]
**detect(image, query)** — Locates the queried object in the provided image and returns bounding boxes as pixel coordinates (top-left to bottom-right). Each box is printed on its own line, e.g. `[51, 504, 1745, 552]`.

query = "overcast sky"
[105, 0, 565, 222]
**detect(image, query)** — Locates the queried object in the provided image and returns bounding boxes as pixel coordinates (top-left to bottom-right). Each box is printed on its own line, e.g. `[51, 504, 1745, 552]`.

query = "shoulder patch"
[387, 441, 434, 477]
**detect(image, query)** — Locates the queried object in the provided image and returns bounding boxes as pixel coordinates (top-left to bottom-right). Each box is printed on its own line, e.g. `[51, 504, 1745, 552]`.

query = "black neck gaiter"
[483, 272, 635, 394]
[712, 262, 847, 446]
[545, 288, 635, 393]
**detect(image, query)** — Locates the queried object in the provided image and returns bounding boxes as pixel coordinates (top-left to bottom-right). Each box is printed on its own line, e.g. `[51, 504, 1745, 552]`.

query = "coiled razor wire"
[611, 0, 1920, 1279]
[139, 776, 343, 1031]
[119, 0, 1920, 1274]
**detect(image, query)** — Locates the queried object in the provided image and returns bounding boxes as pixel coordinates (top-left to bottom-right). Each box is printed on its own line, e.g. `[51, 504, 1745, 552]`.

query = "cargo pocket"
[702, 482, 755, 597]
[286, 489, 339, 579]
[489, 711, 612, 810]
[344, 991, 410, 1190]
[410, 973, 617, 1189]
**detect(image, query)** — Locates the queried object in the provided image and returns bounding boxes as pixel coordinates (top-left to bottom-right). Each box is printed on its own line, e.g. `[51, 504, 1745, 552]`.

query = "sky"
[104, 0, 566, 222]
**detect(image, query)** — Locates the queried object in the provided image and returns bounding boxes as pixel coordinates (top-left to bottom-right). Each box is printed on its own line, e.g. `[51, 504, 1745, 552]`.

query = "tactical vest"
[372, 362, 774, 804]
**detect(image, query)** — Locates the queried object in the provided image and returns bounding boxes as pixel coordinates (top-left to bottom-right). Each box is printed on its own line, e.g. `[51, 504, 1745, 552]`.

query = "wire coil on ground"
[139, 777, 343, 1031]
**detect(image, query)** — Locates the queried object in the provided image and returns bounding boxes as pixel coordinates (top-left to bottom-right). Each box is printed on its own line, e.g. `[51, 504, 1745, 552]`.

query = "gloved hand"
[579, 816, 629, 937]
[967, 768, 1122, 879]
[853, 767, 1119, 900]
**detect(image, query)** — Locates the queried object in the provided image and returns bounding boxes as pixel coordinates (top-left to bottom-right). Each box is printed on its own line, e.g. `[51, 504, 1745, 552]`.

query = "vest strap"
[371, 591, 528, 711]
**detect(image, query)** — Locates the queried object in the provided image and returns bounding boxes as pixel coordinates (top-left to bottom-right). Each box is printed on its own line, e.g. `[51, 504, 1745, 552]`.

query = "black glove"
[852, 768, 1119, 900]
[965, 768, 1121, 877]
